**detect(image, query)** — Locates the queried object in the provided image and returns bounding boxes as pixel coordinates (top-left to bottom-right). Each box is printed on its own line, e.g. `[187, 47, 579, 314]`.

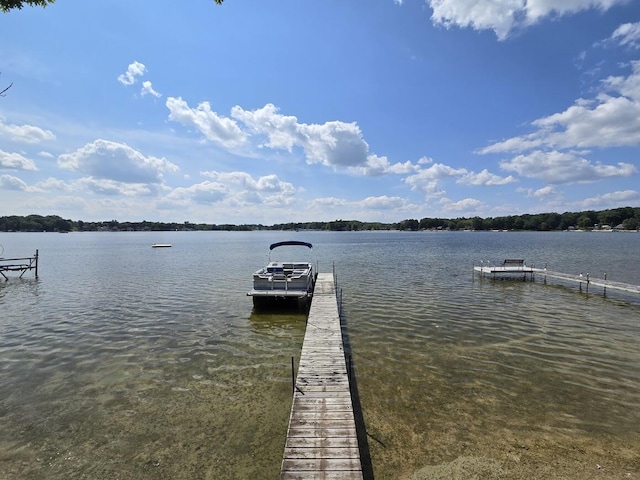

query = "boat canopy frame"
[269, 241, 312, 251]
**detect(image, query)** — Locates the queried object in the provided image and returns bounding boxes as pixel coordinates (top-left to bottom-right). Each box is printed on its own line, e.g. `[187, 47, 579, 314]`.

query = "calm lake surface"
[1, 230, 639, 479]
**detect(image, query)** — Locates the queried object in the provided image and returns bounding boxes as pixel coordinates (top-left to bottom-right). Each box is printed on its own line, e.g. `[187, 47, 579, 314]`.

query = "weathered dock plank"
[281, 272, 363, 479]
[286, 426, 359, 438]
[284, 436, 360, 449]
[283, 447, 362, 459]
[282, 458, 363, 471]
[282, 469, 363, 480]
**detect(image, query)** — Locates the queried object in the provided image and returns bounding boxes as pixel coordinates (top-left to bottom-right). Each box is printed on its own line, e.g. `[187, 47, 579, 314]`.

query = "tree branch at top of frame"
[0, 72, 12, 96]
[0, 82, 12, 96]
[2, 0, 224, 13]
[1, 0, 55, 13]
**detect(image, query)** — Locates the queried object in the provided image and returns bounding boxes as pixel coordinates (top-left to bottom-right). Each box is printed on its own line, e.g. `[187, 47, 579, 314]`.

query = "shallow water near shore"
[1, 230, 639, 479]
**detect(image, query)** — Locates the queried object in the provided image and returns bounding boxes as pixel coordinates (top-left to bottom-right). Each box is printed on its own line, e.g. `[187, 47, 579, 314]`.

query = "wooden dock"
[281, 272, 363, 480]
[474, 260, 640, 296]
[531, 268, 640, 295]
[0, 250, 39, 280]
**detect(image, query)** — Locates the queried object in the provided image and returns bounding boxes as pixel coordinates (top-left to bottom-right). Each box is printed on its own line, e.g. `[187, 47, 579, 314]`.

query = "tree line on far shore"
[1, 207, 639, 233]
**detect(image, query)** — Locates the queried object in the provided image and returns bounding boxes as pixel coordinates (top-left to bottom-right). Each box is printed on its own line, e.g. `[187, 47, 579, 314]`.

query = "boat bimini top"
[269, 241, 313, 250]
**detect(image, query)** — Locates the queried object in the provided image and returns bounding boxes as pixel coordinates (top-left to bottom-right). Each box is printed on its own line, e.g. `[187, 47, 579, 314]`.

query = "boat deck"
[280, 273, 363, 479]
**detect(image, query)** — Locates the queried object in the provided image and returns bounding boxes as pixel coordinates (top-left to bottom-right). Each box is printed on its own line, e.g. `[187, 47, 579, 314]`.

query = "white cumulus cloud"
[580, 189, 640, 209]
[164, 171, 297, 208]
[164, 181, 229, 206]
[0, 150, 38, 171]
[202, 170, 295, 196]
[458, 169, 516, 186]
[117, 61, 146, 86]
[439, 197, 485, 213]
[0, 118, 55, 144]
[166, 97, 247, 149]
[75, 177, 159, 197]
[170, 100, 418, 176]
[405, 162, 522, 199]
[356, 195, 407, 209]
[610, 22, 640, 49]
[404, 163, 464, 197]
[0, 174, 29, 191]
[500, 150, 636, 184]
[530, 185, 557, 198]
[483, 62, 640, 152]
[32, 177, 72, 192]
[311, 197, 348, 208]
[57, 139, 179, 184]
[232, 103, 369, 168]
[429, 0, 628, 40]
[141, 80, 162, 98]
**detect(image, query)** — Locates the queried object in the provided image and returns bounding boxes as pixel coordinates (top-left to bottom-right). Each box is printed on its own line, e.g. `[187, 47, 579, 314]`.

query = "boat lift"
[0, 249, 39, 280]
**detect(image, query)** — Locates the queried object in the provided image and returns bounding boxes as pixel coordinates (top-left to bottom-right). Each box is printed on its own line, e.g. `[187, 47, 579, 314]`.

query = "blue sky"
[1, 0, 639, 224]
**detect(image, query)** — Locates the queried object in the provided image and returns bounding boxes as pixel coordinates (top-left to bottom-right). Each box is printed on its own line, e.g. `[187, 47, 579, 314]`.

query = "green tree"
[1, 0, 224, 13]
[577, 215, 593, 230]
[559, 211, 578, 230]
[398, 219, 419, 231]
[0, 0, 54, 12]
[622, 218, 638, 230]
[470, 216, 485, 230]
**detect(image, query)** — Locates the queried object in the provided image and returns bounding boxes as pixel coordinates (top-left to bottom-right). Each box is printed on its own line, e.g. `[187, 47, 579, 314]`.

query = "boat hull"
[250, 293, 312, 311]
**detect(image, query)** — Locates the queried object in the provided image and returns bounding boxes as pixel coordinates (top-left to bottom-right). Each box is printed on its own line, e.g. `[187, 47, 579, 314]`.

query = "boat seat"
[503, 259, 524, 266]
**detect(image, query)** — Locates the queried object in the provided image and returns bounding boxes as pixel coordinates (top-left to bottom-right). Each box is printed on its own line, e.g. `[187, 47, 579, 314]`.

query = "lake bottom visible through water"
[1, 231, 639, 479]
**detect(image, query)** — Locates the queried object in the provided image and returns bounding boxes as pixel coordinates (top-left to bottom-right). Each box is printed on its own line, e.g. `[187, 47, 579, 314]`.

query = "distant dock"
[474, 259, 640, 296]
[474, 258, 535, 280]
[280, 272, 363, 479]
[0, 250, 38, 280]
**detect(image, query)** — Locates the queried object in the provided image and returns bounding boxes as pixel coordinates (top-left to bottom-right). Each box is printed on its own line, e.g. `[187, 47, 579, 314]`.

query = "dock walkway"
[474, 262, 640, 296]
[531, 268, 640, 295]
[281, 272, 363, 480]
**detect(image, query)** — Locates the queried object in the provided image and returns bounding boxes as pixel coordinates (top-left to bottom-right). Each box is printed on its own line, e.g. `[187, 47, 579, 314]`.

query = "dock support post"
[586, 273, 590, 294]
[332, 261, 336, 287]
[603, 273, 607, 298]
[35, 249, 39, 279]
[531, 265, 535, 282]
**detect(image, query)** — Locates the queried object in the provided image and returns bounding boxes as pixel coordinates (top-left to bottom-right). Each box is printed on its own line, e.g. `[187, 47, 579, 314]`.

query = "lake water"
[1, 231, 639, 479]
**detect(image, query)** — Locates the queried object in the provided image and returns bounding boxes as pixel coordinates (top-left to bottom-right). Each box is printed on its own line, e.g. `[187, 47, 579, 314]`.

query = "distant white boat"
[151, 243, 172, 248]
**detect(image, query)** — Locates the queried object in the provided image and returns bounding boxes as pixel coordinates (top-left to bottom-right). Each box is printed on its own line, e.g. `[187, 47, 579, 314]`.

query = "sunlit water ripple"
[1, 231, 639, 479]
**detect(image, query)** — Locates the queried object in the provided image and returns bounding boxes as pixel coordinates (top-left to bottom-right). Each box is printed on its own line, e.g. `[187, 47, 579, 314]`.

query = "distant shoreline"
[1, 208, 639, 233]
[1, 227, 638, 234]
